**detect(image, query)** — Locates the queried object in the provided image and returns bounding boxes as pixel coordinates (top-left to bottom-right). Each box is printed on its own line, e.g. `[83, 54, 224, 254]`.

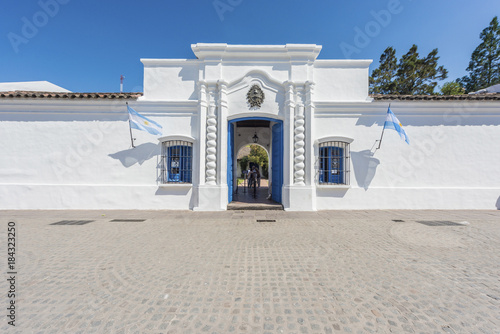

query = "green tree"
[370, 45, 448, 95]
[369, 47, 397, 94]
[440, 81, 464, 95]
[459, 16, 500, 93]
[395, 45, 448, 95]
[248, 144, 269, 178]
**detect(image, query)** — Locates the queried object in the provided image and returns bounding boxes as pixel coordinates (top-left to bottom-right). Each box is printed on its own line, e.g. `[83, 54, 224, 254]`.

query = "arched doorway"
[227, 117, 283, 206]
[236, 144, 269, 184]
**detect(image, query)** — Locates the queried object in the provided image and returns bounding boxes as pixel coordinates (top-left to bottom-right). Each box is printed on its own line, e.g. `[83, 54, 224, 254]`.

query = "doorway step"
[228, 181, 283, 210]
[227, 202, 283, 210]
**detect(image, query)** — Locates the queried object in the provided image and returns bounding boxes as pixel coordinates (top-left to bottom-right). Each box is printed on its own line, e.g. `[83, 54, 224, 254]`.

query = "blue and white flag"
[384, 107, 409, 144]
[127, 105, 162, 136]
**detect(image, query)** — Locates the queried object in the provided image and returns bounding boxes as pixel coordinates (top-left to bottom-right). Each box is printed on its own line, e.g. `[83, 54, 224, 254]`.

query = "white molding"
[227, 113, 285, 121]
[0, 99, 198, 115]
[316, 184, 351, 189]
[133, 101, 198, 113]
[191, 43, 322, 62]
[158, 135, 196, 143]
[314, 100, 373, 106]
[314, 100, 500, 117]
[315, 136, 354, 145]
[226, 69, 285, 96]
[158, 183, 193, 188]
[314, 59, 372, 68]
[141, 59, 198, 66]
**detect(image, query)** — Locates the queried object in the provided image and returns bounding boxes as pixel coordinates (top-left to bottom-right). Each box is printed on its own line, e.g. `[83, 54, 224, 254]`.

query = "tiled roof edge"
[0, 91, 143, 99]
[371, 93, 500, 101]
[2, 91, 500, 101]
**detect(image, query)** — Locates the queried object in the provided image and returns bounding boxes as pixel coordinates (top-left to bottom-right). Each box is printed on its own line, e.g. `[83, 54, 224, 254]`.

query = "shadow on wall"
[109, 143, 160, 167]
[178, 66, 198, 100]
[496, 196, 500, 210]
[351, 150, 380, 190]
[155, 187, 191, 196]
[155, 184, 196, 210]
[316, 188, 349, 198]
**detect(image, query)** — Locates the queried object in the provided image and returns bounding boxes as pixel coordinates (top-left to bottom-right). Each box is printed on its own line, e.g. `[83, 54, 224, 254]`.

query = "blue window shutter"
[338, 147, 344, 184]
[168, 146, 180, 182]
[182, 146, 192, 183]
[319, 145, 345, 184]
[319, 147, 326, 183]
[327, 147, 333, 183]
[167, 146, 173, 182]
[164, 143, 192, 183]
[329, 147, 343, 184]
[179, 145, 185, 182]
[181, 146, 186, 183]
[329, 148, 333, 184]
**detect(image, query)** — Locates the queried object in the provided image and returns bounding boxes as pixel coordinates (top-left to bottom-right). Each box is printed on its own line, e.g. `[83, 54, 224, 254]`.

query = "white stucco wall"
[0, 100, 197, 209]
[314, 60, 372, 102]
[313, 101, 500, 210]
[141, 60, 198, 101]
[1, 43, 499, 210]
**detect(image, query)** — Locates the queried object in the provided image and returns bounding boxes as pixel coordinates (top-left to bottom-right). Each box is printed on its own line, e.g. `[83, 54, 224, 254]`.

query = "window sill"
[317, 184, 351, 189]
[158, 183, 193, 188]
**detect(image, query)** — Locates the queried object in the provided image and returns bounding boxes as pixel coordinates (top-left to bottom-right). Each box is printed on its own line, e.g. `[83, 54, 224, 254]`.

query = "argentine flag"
[384, 107, 409, 144]
[127, 105, 162, 136]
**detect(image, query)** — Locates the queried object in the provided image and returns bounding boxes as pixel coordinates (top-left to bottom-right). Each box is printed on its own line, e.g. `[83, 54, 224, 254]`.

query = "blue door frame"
[227, 117, 283, 203]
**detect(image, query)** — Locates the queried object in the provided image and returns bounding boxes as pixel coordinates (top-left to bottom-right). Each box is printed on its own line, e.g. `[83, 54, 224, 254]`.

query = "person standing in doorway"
[246, 167, 253, 188]
[256, 166, 261, 188]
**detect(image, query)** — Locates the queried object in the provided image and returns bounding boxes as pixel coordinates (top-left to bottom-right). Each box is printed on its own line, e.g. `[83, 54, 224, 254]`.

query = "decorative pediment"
[226, 70, 284, 96]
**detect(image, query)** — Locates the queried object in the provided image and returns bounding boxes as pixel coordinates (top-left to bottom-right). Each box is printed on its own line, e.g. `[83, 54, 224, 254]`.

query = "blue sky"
[1, 0, 499, 93]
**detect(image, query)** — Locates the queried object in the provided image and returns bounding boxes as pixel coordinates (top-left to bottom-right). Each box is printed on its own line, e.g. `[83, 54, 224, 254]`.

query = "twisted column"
[294, 104, 305, 185]
[205, 102, 217, 184]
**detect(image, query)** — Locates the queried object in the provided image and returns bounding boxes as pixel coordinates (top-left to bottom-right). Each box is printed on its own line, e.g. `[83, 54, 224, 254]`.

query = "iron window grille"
[318, 141, 350, 185]
[160, 140, 193, 184]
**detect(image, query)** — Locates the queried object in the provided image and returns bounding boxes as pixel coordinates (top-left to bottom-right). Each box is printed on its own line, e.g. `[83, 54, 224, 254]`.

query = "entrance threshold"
[227, 180, 283, 211]
[227, 202, 283, 211]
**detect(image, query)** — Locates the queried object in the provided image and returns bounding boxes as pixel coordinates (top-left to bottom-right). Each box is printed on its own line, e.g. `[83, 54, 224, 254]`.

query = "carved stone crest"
[246, 85, 265, 108]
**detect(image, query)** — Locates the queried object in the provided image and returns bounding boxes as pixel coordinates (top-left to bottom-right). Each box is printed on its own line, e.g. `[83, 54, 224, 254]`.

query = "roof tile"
[2, 91, 500, 101]
[0, 91, 142, 99]
[371, 93, 500, 101]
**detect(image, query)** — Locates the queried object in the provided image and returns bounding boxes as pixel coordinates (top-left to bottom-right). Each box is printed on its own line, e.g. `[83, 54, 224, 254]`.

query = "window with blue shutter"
[161, 141, 193, 184]
[318, 141, 350, 185]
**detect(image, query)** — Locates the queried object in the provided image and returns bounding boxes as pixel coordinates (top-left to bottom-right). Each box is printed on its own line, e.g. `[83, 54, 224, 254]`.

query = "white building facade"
[1, 43, 499, 211]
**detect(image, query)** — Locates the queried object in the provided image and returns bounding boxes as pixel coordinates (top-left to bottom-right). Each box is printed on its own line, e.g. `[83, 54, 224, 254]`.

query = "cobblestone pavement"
[1, 210, 500, 334]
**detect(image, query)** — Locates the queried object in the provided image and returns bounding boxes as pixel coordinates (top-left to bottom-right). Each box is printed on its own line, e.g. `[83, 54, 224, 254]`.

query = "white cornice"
[315, 136, 354, 144]
[314, 100, 500, 117]
[314, 59, 373, 68]
[0, 99, 128, 113]
[0, 99, 198, 115]
[141, 59, 198, 66]
[158, 134, 196, 143]
[191, 43, 322, 62]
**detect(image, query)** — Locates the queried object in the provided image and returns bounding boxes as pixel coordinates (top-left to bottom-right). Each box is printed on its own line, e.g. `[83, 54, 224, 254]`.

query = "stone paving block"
[0, 210, 499, 333]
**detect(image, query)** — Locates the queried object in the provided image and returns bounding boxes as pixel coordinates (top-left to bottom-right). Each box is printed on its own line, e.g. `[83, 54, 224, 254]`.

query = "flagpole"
[126, 102, 135, 148]
[376, 103, 390, 150]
